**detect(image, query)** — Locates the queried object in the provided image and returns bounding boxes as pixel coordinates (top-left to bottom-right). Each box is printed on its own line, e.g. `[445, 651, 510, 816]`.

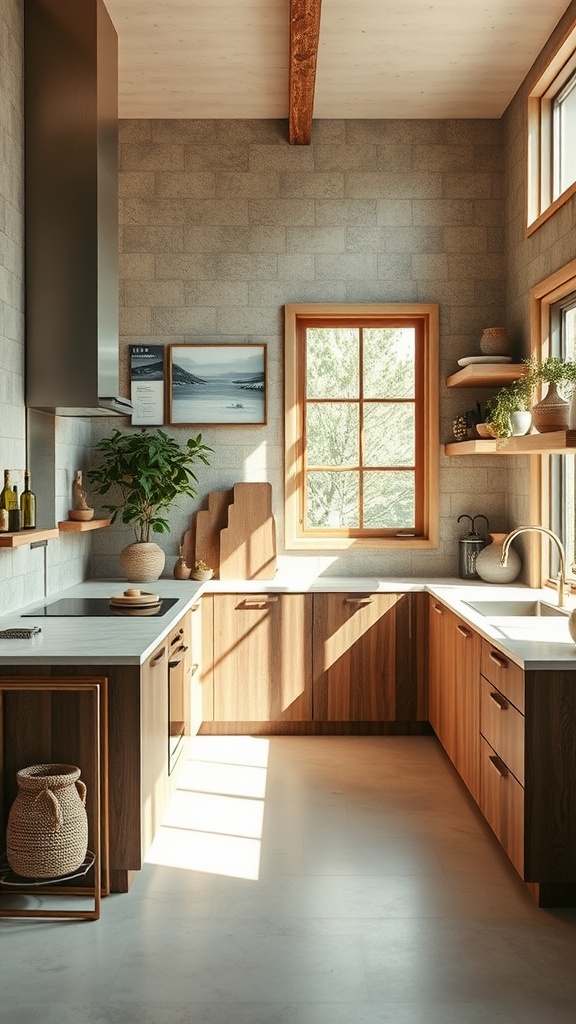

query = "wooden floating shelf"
[58, 519, 111, 533]
[445, 430, 576, 456]
[446, 364, 527, 388]
[0, 527, 59, 548]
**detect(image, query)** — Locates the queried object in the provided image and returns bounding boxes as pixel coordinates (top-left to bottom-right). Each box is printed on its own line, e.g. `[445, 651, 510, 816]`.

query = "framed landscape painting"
[168, 344, 267, 425]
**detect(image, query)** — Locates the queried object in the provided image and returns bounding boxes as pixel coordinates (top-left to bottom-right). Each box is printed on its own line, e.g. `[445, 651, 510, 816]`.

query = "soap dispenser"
[457, 514, 488, 579]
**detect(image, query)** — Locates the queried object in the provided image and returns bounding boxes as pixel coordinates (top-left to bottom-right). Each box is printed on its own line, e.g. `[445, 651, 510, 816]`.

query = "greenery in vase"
[485, 374, 535, 437]
[87, 429, 212, 542]
[523, 355, 576, 395]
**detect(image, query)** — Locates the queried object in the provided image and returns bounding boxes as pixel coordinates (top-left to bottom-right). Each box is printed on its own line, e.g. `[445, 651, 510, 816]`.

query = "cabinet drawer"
[480, 641, 524, 714]
[480, 676, 524, 786]
[480, 736, 524, 877]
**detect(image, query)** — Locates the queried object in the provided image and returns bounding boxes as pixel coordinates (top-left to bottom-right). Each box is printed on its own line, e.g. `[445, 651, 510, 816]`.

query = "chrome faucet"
[500, 525, 568, 608]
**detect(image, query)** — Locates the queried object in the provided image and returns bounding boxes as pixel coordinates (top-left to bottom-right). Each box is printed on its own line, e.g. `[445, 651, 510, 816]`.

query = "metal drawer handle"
[488, 754, 508, 778]
[169, 644, 188, 669]
[241, 596, 279, 607]
[489, 690, 509, 711]
[344, 597, 373, 605]
[489, 650, 508, 670]
[150, 646, 167, 668]
[457, 624, 472, 638]
[190, 663, 199, 677]
[190, 603, 201, 612]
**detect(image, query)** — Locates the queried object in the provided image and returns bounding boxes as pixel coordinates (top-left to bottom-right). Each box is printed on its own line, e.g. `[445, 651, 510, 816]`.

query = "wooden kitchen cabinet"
[427, 597, 481, 803]
[211, 593, 313, 722]
[141, 635, 169, 857]
[313, 592, 427, 723]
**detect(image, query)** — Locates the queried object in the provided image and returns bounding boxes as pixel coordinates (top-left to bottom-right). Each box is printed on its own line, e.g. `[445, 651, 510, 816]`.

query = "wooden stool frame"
[0, 676, 108, 921]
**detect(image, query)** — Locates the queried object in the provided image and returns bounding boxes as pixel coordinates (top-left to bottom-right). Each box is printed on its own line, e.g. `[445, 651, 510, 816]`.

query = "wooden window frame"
[530, 259, 576, 587]
[284, 302, 439, 550]
[527, 19, 576, 235]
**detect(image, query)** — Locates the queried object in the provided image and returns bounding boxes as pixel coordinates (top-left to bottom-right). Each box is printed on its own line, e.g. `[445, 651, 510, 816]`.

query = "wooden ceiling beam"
[289, 0, 322, 145]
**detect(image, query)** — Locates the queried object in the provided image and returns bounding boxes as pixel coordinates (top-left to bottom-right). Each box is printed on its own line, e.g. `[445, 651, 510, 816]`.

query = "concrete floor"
[2, 734, 576, 1022]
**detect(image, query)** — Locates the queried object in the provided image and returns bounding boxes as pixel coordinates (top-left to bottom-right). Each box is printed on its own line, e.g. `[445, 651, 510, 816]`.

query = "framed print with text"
[129, 344, 165, 425]
[168, 344, 267, 425]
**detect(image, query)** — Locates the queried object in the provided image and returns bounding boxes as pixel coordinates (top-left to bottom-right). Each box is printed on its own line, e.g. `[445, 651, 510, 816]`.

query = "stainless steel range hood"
[25, 0, 132, 417]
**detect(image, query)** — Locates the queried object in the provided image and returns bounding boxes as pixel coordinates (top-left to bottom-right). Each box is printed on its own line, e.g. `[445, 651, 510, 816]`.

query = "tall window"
[531, 261, 576, 587]
[553, 69, 576, 201]
[527, 20, 576, 231]
[549, 292, 576, 576]
[284, 304, 439, 550]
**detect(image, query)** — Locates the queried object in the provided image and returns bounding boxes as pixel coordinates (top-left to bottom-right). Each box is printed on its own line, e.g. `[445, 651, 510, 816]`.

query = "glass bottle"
[0, 470, 17, 511]
[8, 486, 20, 531]
[20, 470, 36, 529]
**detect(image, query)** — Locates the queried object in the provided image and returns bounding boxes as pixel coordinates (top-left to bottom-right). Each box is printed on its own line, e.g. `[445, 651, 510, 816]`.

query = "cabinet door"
[212, 594, 312, 722]
[428, 598, 481, 802]
[189, 599, 203, 735]
[312, 592, 421, 722]
[480, 735, 524, 875]
[428, 598, 449, 742]
[452, 616, 481, 803]
[141, 637, 169, 856]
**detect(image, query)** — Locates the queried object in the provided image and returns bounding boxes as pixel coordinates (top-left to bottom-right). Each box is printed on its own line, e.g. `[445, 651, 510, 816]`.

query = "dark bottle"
[21, 470, 36, 529]
[8, 485, 21, 531]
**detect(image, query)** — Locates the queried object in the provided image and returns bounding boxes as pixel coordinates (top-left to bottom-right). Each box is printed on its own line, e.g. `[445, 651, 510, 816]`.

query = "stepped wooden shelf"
[446, 364, 527, 388]
[0, 527, 59, 548]
[445, 430, 576, 456]
[58, 519, 111, 533]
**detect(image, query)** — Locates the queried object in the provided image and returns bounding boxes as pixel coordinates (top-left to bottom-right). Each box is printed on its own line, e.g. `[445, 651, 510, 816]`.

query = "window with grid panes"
[284, 304, 439, 549]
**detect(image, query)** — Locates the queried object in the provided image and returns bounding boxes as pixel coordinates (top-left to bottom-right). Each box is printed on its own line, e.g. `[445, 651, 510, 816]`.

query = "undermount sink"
[464, 598, 569, 618]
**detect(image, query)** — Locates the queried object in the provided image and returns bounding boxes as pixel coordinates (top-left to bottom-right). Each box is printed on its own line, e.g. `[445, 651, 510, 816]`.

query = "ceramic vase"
[7, 764, 88, 878]
[509, 410, 532, 436]
[531, 382, 570, 433]
[119, 541, 165, 582]
[479, 327, 509, 356]
[475, 532, 521, 584]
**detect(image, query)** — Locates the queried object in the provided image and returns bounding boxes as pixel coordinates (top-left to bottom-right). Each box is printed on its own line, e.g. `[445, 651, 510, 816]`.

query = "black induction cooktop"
[22, 597, 180, 618]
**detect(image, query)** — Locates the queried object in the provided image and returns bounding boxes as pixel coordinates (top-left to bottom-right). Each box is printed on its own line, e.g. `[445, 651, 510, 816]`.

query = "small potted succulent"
[88, 428, 212, 581]
[191, 559, 214, 581]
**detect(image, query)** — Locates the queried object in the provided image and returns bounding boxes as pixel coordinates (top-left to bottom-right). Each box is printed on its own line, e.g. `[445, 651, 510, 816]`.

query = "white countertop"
[0, 575, 575, 670]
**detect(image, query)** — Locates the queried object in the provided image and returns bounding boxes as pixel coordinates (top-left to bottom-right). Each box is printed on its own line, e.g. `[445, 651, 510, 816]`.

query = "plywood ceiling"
[104, 0, 572, 120]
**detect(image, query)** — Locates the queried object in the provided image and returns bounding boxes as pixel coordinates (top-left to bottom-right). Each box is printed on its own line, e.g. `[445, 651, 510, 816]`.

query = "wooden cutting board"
[181, 489, 232, 578]
[194, 489, 232, 577]
[219, 482, 277, 579]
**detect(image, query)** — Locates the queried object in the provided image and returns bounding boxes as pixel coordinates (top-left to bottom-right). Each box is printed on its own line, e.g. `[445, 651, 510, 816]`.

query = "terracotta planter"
[119, 541, 165, 582]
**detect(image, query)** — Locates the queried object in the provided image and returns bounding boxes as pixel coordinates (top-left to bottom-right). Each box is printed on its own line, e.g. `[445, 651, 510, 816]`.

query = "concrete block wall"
[91, 116, 512, 579]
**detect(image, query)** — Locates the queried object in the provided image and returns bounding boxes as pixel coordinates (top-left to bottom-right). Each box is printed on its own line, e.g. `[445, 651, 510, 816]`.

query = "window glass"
[553, 70, 576, 200]
[549, 295, 576, 575]
[284, 304, 439, 548]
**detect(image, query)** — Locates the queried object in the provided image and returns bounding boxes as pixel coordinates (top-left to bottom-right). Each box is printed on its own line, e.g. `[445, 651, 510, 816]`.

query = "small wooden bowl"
[68, 508, 95, 522]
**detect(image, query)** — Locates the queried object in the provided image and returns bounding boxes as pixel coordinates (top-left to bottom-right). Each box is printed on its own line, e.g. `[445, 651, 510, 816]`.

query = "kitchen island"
[2, 577, 576, 900]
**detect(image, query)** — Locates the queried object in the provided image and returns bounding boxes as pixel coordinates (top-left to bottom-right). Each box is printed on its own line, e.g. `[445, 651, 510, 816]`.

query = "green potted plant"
[484, 374, 535, 438]
[88, 428, 212, 581]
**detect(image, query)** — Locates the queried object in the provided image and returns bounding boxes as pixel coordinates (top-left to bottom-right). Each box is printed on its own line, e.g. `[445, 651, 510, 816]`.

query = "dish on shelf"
[457, 356, 513, 366]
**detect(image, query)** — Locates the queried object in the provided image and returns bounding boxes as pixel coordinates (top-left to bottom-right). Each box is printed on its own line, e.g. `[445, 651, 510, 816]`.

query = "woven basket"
[6, 763, 88, 879]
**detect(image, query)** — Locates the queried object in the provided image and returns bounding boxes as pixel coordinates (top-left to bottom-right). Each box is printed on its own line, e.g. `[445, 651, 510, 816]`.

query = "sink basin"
[464, 599, 568, 618]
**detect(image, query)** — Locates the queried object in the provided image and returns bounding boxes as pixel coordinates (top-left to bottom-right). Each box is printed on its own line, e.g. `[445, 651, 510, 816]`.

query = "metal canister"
[457, 514, 488, 579]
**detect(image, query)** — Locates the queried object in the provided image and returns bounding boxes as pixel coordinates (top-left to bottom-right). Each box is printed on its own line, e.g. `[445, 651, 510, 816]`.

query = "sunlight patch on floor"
[145, 736, 270, 880]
